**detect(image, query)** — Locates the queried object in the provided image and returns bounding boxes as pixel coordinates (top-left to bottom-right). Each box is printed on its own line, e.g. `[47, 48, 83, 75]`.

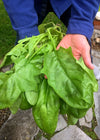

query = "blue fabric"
[2, 0, 100, 41]
[2, 0, 40, 39]
[66, 0, 100, 40]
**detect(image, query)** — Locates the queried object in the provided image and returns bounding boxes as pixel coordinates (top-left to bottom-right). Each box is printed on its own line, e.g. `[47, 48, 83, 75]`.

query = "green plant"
[0, 24, 98, 136]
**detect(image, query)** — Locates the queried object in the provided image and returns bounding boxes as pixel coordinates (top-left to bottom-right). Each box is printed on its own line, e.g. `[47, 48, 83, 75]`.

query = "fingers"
[56, 35, 70, 50]
[56, 41, 66, 50]
[83, 55, 94, 70]
[81, 47, 94, 70]
[57, 34, 94, 70]
[44, 75, 47, 79]
[73, 53, 81, 61]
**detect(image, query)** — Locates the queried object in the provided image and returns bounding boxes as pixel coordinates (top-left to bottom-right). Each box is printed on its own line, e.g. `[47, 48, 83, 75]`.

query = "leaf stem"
[25, 34, 48, 59]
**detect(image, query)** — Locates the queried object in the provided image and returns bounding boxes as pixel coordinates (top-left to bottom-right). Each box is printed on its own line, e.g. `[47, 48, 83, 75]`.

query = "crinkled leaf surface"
[10, 94, 22, 114]
[41, 47, 98, 110]
[60, 99, 88, 124]
[0, 55, 42, 109]
[0, 43, 27, 68]
[25, 91, 38, 105]
[32, 79, 60, 135]
[0, 72, 21, 109]
[14, 56, 42, 92]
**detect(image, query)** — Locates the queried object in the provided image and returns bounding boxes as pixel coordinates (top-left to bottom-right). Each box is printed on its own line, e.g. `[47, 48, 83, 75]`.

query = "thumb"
[82, 48, 94, 70]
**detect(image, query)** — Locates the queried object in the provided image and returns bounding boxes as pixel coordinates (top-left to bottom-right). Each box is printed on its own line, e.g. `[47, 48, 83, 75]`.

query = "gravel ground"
[0, 64, 11, 128]
[0, 54, 15, 132]
[0, 108, 11, 128]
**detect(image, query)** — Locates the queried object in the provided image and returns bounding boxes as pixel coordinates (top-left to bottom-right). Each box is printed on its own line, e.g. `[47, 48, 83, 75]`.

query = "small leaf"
[25, 91, 38, 105]
[20, 92, 32, 110]
[0, 72, 21, 109]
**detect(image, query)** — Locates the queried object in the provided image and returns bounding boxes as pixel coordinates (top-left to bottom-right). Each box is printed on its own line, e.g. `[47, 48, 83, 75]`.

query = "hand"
[57, 34, 94, 70]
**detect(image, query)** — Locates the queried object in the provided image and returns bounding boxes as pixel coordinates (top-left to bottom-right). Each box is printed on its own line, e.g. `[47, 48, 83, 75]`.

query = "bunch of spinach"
[0, 23, 98, 135]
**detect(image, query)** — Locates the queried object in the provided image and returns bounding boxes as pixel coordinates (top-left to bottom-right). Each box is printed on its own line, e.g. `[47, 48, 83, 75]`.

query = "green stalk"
[47, 28, 55, 50]
[25, 33, 48, 59]
[29, 43, 46, 59]
[18, 37, 31, 44]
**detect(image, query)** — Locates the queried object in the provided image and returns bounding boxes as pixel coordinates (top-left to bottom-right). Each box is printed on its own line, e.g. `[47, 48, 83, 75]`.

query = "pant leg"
[60, 6, 72, 28]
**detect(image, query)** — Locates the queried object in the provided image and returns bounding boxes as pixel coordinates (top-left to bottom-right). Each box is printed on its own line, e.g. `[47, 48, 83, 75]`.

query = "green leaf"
[0, 55, 42, 109]
[32, 79, 60, 135]
[76, 57, 98, 91]
[20, 92, 32, 110]
[60, 99, 88, 124]
[10, 95, 22, 114]
[41, 47, 98, 124]
[67, 115, 78, 125]
[25, 91, 38, 105]
[42, 47, 98, 109]
[14, 58, 41, 92]
[0, 43, 27, 68]
[0, 72, 21, 109]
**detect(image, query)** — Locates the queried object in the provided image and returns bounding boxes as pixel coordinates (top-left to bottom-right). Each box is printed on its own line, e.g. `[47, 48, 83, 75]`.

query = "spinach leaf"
[20, 92, 32, 110]
[10, 94, 22, 114]
[41, 47, 98, 120]
[32, 79, 60, 135]
[0, 55, 42, 110]
[60, 99, 89, 125]
[0, 72, 21, 109]
[25, 91, 38, 106]
[0, 43, 27, 68]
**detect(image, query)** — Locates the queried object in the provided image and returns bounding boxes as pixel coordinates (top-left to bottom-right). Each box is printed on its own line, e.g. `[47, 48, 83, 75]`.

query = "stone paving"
[93, 68, 100, 138]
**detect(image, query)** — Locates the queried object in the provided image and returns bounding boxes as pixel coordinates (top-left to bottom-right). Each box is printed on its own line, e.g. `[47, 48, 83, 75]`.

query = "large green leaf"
[0, 72, 21, 109]
[0, 55, 42, 109]
[60, 99, 88, 124]
[32, 79, 60, 135]
[41, 47, 98, 110]
[0, 43, 27, 68]
[14, 57, 42, 92]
